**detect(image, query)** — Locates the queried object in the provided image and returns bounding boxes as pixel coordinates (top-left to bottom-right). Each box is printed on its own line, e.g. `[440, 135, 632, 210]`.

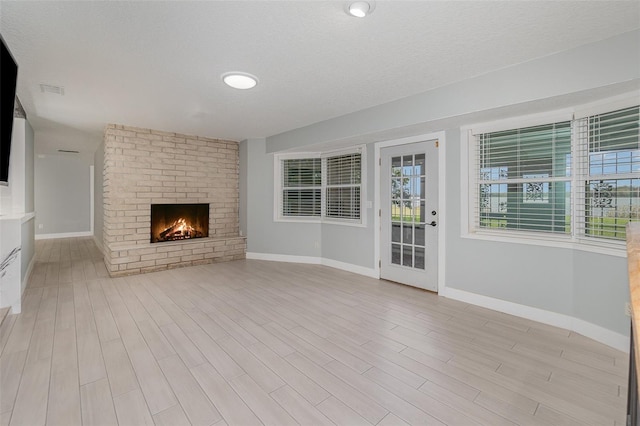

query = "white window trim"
[273, 152, 322, 224]
[461, 93, 639, 258]
[274, 146, 367, 228]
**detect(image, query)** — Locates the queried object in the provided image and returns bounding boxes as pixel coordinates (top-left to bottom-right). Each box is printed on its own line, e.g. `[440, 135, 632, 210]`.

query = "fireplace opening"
[150, 204, 209, 243]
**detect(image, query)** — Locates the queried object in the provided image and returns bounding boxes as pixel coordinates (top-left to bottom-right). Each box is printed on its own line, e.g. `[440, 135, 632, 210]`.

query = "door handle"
[429, 221, 437, 227]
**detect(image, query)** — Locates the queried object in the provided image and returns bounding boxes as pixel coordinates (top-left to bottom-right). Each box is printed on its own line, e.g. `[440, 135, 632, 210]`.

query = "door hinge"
[379, 259, 381, 268]
[379, 157, 381, 166]
[378, 209, 381, 217]
[435, 140, 439, 148]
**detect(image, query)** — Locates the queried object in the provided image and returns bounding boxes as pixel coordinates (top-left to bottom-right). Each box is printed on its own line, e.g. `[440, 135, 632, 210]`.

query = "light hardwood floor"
[0, 237, 629, 425]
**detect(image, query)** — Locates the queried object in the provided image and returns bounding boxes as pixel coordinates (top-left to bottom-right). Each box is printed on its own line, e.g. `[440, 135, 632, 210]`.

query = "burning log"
[160, 218, 186, 240]
[157, 218, 202, 242]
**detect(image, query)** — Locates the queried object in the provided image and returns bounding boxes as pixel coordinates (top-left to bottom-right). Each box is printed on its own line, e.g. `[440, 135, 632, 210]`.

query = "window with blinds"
[476, 122, 572, 234]
[282, 158, 321, 217]
[325, 153, 362, 219]
[470, 103, 639, 244]
[276, 148, 364, 224]
[578, 105, 640, 241]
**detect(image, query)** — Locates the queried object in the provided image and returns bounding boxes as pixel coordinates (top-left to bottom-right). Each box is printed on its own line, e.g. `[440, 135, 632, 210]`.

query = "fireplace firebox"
[150, 204, 209, 243]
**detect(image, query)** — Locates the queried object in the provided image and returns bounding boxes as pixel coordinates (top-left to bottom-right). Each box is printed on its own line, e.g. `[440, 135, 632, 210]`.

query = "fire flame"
[174, 218, 191, 234]
[159, 217, 198, 241]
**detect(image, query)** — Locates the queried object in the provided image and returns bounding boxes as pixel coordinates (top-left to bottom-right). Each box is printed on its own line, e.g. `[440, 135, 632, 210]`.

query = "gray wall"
[24, 120, 34, 213]
[245, 138, 321, 257]
[244, 137, 375, 264]
[320, 142, 376, 268]
[35, 153, 92, 235]
[239, 139, 248, 237]
[573, 251, 629, 334]
[21, 119, 35, 286]
[243, 30, 640, 338]
[93, 142, 104, 251]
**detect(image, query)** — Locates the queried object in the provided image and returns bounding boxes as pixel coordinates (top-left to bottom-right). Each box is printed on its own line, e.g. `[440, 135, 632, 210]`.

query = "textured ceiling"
[0, 1, 639, 155]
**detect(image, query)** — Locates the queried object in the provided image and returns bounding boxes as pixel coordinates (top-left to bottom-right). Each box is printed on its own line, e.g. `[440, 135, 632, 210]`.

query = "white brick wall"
[103, 124, 245, 276]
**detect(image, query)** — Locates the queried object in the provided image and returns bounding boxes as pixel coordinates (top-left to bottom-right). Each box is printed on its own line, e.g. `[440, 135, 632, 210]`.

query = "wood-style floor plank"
[112, 389, 154, 426]
[285, 352, 389, 425]
[246, 341, 330, 405]
[101, 338, 140, 397]
[316, 396, 372, 426]
[152, 404, 190, 426]
[228, 374, 297, 426]
[190, 362, 262, 426]
[79, 378, 117, 426]
[47, 328, 81, 426]
[0, 237, 628, 426]
[157, 354, 221, 426]
[270, 385, 334, 425]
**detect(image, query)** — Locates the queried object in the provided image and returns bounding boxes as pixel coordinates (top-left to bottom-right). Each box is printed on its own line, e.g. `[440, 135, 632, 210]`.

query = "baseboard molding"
[35, 231, 93, 240]
[320, 257, 378, 279]
[441, 287, 629, 352]
[246, 252, 322, 265]
[245, 252, 378, 278]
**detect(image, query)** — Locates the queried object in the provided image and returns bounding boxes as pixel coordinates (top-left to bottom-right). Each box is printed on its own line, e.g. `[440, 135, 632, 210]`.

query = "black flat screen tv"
[0, 34, 18, 186]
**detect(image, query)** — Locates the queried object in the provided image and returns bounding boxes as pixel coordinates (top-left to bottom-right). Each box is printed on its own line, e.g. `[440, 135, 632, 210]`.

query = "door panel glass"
[415, 247, 425, 270]
[415, 224, 425, 246]
[403, 155, 414, 172]
[402, 245, 413, 267]
[415, 154, 425, 175]
[392, 156, 402, 176]
[391, 244, 401, 265]
[391, 223, 401, 243]
[402, 223, 413, 244]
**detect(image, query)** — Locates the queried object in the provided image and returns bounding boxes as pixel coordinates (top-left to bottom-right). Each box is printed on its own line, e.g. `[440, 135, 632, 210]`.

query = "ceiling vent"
[40, 84, 65, 95]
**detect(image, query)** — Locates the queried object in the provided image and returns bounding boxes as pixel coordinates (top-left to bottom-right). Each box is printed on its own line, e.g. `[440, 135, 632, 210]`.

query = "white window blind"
[325, 152, 362, 219]
[281, 158, 321, 217]
[276, 148, 364, 224]
[577, 105, 640, 240]
[475, 122, 572, 234]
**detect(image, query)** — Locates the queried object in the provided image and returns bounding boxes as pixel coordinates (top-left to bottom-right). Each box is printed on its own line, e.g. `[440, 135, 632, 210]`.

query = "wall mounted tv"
[0, 34, 18, 186]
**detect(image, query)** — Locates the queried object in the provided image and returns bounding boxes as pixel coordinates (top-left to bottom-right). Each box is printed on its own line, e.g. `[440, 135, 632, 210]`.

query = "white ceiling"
[1, 1, 639, 155]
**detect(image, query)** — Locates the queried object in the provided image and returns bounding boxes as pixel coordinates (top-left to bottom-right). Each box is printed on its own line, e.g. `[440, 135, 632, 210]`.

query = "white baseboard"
[35, 231, 93, 240]
[321, 257, 378, 279]
[441, 287, 629, 353]
[246, 252, 321, 264]
[245, 252, 378, 278]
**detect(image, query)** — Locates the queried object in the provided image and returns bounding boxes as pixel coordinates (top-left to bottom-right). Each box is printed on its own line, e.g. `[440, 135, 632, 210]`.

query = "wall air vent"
[57, 149, 79, 154]
[39, 84, 65, 95]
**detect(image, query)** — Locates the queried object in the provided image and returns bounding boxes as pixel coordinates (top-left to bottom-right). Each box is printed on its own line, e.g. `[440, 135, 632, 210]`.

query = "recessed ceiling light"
[222, 72, 258, 90]
[347, 1, 374, 18]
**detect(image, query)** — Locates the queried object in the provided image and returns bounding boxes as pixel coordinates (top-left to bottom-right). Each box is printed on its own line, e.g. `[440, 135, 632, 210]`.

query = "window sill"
[275, 217, 366, 228]
[461, 230, 627, 258]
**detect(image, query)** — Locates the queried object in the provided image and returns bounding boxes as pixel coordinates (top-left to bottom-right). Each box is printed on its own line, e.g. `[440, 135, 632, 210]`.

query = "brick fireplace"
[102, 124, 245, 276]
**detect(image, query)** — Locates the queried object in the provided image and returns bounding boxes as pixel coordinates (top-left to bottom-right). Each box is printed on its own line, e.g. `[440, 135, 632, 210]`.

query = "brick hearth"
[102, 124, 245, 276]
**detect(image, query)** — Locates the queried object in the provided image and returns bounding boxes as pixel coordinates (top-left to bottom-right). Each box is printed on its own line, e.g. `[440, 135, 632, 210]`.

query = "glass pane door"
[380, 140, 438, 291]
[390, 153, 426, 270]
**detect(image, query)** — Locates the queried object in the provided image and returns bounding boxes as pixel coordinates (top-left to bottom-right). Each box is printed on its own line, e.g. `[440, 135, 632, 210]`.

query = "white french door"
[380, 140, 438, 291]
